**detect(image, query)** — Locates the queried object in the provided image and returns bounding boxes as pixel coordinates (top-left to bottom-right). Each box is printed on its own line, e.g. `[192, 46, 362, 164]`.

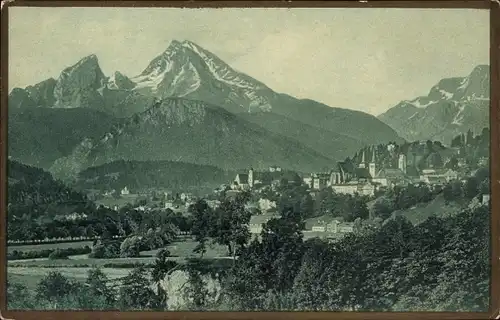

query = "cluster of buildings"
[304, 148, 461, 196]
[231, 166, 284, 191]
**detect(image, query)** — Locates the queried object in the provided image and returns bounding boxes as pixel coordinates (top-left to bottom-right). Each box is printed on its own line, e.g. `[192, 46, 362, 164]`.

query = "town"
[13, 132, 486, 248]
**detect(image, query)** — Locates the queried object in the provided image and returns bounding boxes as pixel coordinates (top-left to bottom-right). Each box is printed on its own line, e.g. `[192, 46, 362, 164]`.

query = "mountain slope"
[49, 98, 334, 181]
[239, 112, 364, 160]
[378, 65, 489, 144]
[8, 107, 119, 169]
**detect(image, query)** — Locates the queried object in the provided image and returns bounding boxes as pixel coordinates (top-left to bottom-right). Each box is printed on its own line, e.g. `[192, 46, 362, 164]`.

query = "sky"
[8, 7, 489, 115]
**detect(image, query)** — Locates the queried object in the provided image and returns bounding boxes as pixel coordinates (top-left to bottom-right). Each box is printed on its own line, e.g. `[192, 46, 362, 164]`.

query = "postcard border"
[0, 1, 498, 319]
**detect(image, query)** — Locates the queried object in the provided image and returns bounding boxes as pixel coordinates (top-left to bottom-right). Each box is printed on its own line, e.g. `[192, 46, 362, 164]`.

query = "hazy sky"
[9, 7, 489, 115]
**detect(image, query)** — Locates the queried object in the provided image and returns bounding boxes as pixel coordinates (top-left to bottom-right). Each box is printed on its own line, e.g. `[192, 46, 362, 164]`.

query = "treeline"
[8, 246, 91, 260]
[74, 160, 233, 193]
[216, 203, 489, 311]
[8, 160, 86, 206]
[8, 201, 192, 242]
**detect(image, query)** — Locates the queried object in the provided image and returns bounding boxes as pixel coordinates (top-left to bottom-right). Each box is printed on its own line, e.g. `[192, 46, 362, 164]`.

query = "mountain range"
[378, 65, 489, 144]
[9, 40, 406, 179]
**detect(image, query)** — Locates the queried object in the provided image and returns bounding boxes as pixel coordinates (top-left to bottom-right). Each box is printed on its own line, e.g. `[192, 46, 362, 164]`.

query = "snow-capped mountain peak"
[379, 64, 490, 144]
[131, 39, 274, 112]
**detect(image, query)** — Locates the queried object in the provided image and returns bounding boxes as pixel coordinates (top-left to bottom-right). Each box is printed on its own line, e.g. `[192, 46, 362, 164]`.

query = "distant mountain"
[49, 98, 335, 181]
[378, 65, 489, 144]
[74, 159, 234, 193]
[9, 40, 402, 161]
[8, 107, 119, 169]
[129, 40, 403, 147]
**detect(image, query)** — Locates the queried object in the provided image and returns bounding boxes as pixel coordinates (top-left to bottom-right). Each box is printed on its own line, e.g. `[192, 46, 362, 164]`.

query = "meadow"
[7, 238, 230, 292]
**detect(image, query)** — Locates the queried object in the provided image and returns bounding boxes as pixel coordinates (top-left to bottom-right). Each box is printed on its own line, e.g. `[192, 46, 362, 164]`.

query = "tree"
[372, 197, 394, 220]
[189, 200, 214, 257]
[299, 193, 314, 218]
[120, 236, 143, 258]
[7, 281, 36, 309]
[211, 195, 252, 260]
[150, 249, 177, 309]
[119, 266, 163, 310]
[36, 271, 75, 303]
[183, 269, 210, 310]
[85, 267, 116, 307]
[464, 177, 479, 199]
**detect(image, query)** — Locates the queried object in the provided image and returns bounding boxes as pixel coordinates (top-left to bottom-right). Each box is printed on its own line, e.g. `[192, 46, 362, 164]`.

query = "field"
[8, 267, 131, 291]
[7, 238, 230, 291]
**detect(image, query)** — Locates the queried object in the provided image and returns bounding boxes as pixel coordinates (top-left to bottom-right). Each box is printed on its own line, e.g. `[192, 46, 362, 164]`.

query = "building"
[164, 201, 175, 209]
[331, 181, 376, 196]
[232, 173, 251, 190]
[483, 194, 491, 205]
[269, 166, 282, 172]
[206, 200, 221, 209]
[372, 167, 408, 187]
[248, 214, 280, 234]
[121, 187, 130, 196]
[258, 198, 277, 212]
[331, 181, 359, 195]
[420, 169, 459, 185]
[180, 193, 195, 202]
[398, 154, 407, 174]
[303, 175, 313, 188]
[311, 173, 331, 190]
[325, 220, 354, 234]
[311, 225, 326, 232]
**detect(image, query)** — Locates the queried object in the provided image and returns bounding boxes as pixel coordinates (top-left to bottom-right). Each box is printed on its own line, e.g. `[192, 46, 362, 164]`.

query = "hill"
[74, 160, 234, 193]
[8, 107, 119, 169]
[49, 98, 335, 181]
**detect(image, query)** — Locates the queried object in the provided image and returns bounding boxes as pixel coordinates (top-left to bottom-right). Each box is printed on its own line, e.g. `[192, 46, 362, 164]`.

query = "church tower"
[398, 154, 407, 174]
[248, 168, 254, 188]
[369, 148, 376, 178]
[359, 150, 366, 169]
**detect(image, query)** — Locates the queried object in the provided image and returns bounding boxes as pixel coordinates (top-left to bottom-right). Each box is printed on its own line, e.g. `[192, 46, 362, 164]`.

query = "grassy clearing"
[141, 239, 229, 258]
[8, 267, 131, 291]
[7, 256, 157, 268]
[7, 241, 94, 254]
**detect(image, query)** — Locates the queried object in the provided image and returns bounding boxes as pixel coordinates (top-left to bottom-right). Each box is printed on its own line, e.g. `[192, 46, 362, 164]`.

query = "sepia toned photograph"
[4, 4, 493, 314]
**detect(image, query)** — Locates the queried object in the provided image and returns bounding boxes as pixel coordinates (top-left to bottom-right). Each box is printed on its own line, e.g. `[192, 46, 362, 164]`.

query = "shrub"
[48, 249, 69, 260]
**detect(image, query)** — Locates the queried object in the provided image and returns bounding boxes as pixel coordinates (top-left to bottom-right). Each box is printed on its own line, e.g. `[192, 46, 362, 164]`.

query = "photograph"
[4, 4, 493, 313]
